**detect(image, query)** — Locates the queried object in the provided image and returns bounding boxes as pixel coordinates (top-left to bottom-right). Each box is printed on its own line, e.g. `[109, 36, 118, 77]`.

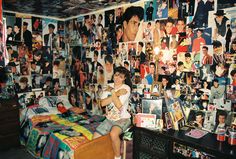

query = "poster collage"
[1, 0, 236, 133]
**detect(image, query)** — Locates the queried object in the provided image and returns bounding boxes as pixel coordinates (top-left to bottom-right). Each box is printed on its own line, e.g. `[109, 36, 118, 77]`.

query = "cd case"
[185, 129, 208, 139]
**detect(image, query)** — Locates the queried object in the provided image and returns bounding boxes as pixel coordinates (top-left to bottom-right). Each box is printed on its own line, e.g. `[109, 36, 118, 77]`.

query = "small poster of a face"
[142, 98, 162, 119]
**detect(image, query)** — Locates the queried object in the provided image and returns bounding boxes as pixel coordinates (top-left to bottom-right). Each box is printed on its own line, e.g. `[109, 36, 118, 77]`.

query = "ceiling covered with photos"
[3, 0, 133, 19]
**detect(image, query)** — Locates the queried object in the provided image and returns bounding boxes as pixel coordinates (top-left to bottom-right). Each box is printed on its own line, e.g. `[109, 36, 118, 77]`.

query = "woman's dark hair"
[114, 66, 132, 90]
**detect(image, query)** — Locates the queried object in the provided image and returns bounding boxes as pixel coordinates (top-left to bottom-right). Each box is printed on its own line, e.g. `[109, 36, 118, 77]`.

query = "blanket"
[20, 96, 106, 159]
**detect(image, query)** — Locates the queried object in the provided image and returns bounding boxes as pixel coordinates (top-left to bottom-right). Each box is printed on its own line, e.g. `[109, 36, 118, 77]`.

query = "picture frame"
[187, 109, 207, 129]
[142, 98, 162, 119]
[213, 109, 232, 133]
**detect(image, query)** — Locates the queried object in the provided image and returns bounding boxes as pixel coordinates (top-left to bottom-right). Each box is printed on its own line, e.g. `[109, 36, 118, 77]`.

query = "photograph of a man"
[23, 22, 32, 51]
[188, 110, 205, 129]
[122, 6, 144, 42]
[44, 24, 56, 50]
[214, 110, 228, 133]
[201, 46, 213, 65]
[146, 1, 154, 21]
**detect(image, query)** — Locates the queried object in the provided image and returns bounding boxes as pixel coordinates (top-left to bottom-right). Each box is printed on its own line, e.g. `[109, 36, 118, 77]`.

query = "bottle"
[217, 126, 226, 142]
[228, 128, 236, 145]
[144, 88, 150, 98]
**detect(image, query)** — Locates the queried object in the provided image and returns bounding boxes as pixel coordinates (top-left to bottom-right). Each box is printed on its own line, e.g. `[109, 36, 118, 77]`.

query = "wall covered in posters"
[2, 0, 236, 133]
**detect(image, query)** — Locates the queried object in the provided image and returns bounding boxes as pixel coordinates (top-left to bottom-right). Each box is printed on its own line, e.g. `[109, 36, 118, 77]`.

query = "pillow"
[20, 105, 57, 123]
[38, 96, 58, 108]
[38, 95, 73, 115]
[39, 95, 72, 109]
[38, 96, 59, 114]
[57, 95, 73, 109]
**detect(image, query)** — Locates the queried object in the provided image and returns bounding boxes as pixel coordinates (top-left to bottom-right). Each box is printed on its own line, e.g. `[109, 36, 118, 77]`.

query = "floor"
[121, 140, 133, 159]
[0, 146, 35, 159]
[0, 141, 133, 159]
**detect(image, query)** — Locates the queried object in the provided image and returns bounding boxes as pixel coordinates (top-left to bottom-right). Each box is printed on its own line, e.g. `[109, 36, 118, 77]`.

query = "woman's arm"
[112, 88, 128, 110]
[100, 96, 113, 107]
[111, 89, 123, 110]
[100, 88, 127, 108]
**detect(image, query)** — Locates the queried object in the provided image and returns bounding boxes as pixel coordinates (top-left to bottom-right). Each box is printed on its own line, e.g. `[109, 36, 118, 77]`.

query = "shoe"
[123, 131, 133, 141]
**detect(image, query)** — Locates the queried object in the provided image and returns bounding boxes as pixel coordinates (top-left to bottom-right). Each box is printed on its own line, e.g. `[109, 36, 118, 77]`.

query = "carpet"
[0, 147, 35, 159]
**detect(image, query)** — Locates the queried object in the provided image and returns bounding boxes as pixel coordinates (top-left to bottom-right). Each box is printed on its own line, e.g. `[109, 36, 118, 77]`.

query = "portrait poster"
[144, 1, 155, 22]
[42, 18, 57, 47]
[122, 2, 145, 42]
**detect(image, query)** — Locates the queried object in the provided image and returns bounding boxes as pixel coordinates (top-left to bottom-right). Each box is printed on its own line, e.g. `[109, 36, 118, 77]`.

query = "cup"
[144, 89, 150, 98]
[217, 127, 226, 142]
[228, 128, 236, 145]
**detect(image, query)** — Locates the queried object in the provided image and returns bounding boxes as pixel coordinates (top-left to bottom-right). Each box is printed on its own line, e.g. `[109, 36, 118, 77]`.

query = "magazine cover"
[169, 101, 185, 122]
[187, 110, 207, 129]
[135, 113, 156, 129]
[142, 98, 162, 119]
[165, 97, 186, 130]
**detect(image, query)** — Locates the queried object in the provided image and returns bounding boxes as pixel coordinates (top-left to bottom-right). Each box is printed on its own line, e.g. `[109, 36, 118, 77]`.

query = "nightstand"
[0, 98, 20, 150]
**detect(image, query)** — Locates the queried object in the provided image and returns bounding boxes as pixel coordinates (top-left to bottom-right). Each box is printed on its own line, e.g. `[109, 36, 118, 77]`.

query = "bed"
[20, 96, 114, 159]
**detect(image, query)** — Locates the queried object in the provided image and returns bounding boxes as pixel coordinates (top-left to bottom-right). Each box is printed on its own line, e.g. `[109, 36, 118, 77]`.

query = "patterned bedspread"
[20, 108, 105, 159]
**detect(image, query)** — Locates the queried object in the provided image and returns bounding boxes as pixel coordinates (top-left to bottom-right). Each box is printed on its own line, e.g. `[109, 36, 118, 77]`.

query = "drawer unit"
[0, 99, 20, 150]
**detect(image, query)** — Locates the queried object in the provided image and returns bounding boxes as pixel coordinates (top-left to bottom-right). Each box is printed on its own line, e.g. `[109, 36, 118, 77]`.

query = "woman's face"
[70, 94, 76, 104]
[113, 72, 125, 86]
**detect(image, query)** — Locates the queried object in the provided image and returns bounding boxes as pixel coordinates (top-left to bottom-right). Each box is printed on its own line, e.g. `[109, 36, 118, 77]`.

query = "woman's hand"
[115, 89, 127, 97]
[105, 86, 114, 92]
[193, 121, 202, 128]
